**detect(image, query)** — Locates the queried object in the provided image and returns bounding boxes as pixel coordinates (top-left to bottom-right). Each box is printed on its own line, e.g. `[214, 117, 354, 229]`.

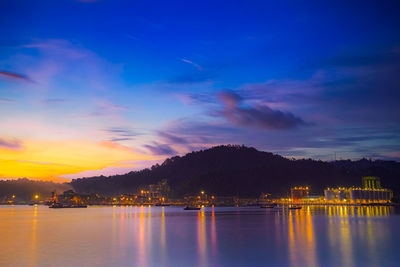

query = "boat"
[49, 203, 87, 208]
[288, 205, 302, 210]
[155, 203, 171, 206]
[49, 203, 66, 208]
[260, 204, 277, 208]
[71, 204, 87, 208]
[184, 206, 201, 210]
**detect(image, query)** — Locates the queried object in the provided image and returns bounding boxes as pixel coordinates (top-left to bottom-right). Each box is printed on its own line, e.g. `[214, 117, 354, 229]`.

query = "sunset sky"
[1, 0, 400, 181]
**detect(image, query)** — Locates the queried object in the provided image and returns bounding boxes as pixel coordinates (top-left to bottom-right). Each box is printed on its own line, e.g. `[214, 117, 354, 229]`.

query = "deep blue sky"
[1, 0, 400, 179]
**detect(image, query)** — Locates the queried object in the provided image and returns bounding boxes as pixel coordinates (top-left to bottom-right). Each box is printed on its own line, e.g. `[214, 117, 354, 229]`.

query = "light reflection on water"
[0, 205, 399, 267]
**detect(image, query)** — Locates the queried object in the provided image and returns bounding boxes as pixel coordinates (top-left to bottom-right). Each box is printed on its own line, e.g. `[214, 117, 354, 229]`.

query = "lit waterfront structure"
[362, 176, 381, 189]
[324, 188, 350, 202]
[290, 186, 309, 202]
[324, 176, 393, 204]
[301, 195, 325, 203]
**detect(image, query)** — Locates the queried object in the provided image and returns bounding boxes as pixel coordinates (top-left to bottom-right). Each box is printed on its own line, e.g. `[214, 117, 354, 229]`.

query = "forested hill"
[70, 145, 400, 197]
[0, 179, 72, 201]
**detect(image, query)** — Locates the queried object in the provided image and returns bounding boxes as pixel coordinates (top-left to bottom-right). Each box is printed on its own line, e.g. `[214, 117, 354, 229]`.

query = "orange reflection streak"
[210, 208, 217, 256]
[274, 210, 282, 247]
[119, 207, 126, 256]
[288, 211, 298, 267]
[29, 205, 38, 266]
[366, 220, 378, 265]
[138, 206, 147, 267]
[288, 208, 317, 267]
[146, 206, 152, 262]
[111, 206, 118, 262]
[160, 207, 166, 265]
[305, 208, 316, 267]
[339, 217, 353, 266]
[197, 209, 207, 266]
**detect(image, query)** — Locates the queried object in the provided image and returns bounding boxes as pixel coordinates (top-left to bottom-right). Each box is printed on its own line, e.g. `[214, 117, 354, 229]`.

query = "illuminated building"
[362, 176, 381, 189]
[301, 195, 324, 203]
[290, 186, 309, 202]
[349, 188, 392, 203]
[324, 188, 350, 202]
[324, 177, 393, 203]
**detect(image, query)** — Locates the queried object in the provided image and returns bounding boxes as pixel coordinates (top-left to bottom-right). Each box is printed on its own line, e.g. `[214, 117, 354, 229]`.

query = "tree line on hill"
[70, 145, 400, 198]
[0, 179, 71, 202]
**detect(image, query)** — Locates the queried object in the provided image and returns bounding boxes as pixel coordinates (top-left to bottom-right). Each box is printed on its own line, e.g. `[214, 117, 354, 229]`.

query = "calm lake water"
[0, 205, 399, 267]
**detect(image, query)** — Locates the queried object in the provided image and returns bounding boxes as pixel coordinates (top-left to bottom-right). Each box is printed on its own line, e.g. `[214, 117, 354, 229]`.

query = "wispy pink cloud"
[0, 70, 34, 83]
[181, 58, 203, 71]
[0, 138, 22, 150]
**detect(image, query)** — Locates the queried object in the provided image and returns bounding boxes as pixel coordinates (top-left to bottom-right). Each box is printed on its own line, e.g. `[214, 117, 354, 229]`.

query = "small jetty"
[260, 204, 277, 208]
[155, 203, 171, 206]
[49, 203, 87, 208]
[184, 206, 201, 210]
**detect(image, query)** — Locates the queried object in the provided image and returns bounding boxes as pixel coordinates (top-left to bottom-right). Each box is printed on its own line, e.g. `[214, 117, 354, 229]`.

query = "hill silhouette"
[0, 179, 72, 202]
[70, 145, 400, 197]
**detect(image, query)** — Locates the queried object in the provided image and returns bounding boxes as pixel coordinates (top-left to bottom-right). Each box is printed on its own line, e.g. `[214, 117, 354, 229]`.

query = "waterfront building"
[349, 188, 393, 203]
[362, 176, 381, 190]
[301, 195, 324, 203]
[324, 177, 393, 203]
[324, 188, 350, 202]
[290, 186, 309, 202]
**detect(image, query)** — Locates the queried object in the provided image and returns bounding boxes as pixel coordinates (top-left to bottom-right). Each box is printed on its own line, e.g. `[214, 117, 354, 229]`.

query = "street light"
[34, 194, 39, 200]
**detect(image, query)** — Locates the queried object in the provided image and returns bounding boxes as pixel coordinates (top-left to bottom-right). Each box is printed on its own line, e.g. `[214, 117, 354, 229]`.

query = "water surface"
[0, 205, 399, 267]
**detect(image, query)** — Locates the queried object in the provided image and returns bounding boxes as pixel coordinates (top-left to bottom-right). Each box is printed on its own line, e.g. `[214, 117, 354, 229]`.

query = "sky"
[0, 0, 400, 181]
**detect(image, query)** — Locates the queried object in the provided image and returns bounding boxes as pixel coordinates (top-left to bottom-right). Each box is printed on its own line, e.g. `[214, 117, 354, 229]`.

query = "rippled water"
[0, 205, 399, 267]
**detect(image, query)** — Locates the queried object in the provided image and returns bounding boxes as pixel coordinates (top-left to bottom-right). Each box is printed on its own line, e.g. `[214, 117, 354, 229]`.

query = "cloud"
[97, 99, 128, 112]
[218, 91, 308, 130]
[0, 70, 34, 83]
[0, 97, 15, 102]
[145, 142, 178, 155]
[105, 127, 139, 136]
[0, 138, 22, 150]
[158, 131, 188, 144]
[23, 39, 88, 59]
[104, 127, 144, 142]
[160, 118, 241, 148]
[181, 58, 203, 71]
[111, 138, 133, 142]
[168, 59, 221, 84]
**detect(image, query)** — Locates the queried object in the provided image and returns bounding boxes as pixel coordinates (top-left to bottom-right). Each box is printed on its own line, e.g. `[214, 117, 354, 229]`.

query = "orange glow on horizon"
[0, 139, 157, 182]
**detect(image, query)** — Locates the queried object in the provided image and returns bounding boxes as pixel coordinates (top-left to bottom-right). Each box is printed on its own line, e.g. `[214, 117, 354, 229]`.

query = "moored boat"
[49, 203, 87, 208]
[184, 206, 201, 210]
[260, 204, 277, 208]
[155, 203, 171, 206]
